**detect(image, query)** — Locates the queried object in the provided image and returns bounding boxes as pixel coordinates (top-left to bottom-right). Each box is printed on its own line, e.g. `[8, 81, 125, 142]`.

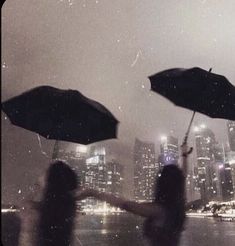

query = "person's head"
[38, 161, 78, 245]
[45, 160, 78, 195]
[154, 165, 185, 206]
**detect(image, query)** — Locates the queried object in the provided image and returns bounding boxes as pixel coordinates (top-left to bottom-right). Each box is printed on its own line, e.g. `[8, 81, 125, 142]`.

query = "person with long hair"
[76, 144, 190, 246]
[34, 160, 79, 246]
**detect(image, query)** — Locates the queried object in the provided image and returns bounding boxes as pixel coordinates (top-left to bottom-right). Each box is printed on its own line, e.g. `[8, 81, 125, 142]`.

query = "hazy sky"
[2, 0, 235, 203]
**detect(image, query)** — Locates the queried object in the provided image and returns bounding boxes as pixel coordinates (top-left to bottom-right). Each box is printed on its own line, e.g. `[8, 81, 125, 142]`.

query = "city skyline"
[53, 123, 235, 205]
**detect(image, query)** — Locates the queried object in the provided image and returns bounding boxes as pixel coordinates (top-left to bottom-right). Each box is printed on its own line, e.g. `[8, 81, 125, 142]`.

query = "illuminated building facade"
[133, 138, 157, 202]
[227, 121, 235, 151]
[227, 151, 235, 199]
[106, 160, 124, 197]
[56, 144, 88, 187]
[84, 147, 107, 209]
[194, 125, 218, 203]
[218, 163, 234, 201]
[159, 135, 179, 168]
[85, 147, 106, 192]
[213, 144, 234, 201]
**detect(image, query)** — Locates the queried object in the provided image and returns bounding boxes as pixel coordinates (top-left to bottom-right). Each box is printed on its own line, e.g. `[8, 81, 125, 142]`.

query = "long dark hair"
[36, 160, 79, 246]
[154, 165, 186, 229]
[155, 165, 185, 205]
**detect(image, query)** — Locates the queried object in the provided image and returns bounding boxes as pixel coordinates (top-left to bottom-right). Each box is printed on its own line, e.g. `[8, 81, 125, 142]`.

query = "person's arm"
[181, 142, 193, 177]
[76, 189, 163, 218]
[181, 143, 188, 176]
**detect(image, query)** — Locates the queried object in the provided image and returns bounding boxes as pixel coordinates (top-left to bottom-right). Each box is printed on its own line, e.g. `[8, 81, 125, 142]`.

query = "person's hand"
[181, 143, 193, 157]
[22, 200, 41, 211]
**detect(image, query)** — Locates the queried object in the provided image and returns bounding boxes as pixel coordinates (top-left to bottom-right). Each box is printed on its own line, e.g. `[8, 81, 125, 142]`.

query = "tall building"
[218, 163, 234, 201]
[56, 144, 88, 187]
[106, 159, 124, 197]
[85, 147, 106, 192]
[194, 125, 218, 203]
[133, 138, 157, 202]
[213, 144, 225, 201]
[159, 135, 179, 168]
[70, 145, 88, 187]
[212, 143, 234, 202]
[226, 151, 235, 199]
[227, 121, 235, 151]
[84, 146, 107, 209]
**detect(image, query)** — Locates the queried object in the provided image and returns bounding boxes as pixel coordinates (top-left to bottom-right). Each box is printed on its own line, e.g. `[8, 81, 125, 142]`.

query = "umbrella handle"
[182, 147, 193, 157]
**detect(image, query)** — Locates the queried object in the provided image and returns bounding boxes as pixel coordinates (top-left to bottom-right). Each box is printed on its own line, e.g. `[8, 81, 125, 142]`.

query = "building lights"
[200, 124, 206, 129]
[194, 126, 200, 132]
[76, 145, 88, 153]
[219, 164, 224, 169]
[160, 135, 167, 142]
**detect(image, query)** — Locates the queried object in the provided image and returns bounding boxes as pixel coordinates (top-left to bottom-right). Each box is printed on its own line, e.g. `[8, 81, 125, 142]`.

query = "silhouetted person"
[77, 144, 189, 246]
[2, 210, 21, 246]
[142, 164, 185, 246]
[35, 160, 78, 246]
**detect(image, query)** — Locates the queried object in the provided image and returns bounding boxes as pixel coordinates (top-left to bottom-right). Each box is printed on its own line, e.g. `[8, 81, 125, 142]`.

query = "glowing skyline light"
[76, 145, 88, 153]
[200, 124, 206, 129]
[193, 126, 200, 132]
[160, 135, 167, 142]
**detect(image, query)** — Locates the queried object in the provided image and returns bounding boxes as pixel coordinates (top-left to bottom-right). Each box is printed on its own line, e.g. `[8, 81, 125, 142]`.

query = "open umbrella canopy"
[149, 67, 235, 121]
[2, 86, 119, 144]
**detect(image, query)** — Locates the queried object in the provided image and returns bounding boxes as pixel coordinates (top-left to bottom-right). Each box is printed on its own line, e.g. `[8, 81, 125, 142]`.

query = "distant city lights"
[200, 124, 206, 129]
[160, 135, 167, 141]
[76, 145, 87, 153]
[219, 164, 224, 169]
[194, 126, 200, 132]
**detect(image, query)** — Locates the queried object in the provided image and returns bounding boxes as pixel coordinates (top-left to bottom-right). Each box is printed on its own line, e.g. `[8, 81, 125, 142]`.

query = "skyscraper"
[226, 151, 235, 199]
[227, 121, 235, 151]
[133, 138, 157, 202]
[106, 159, 124, 197]
[85, 146, 106, 192]
[212, 142, 234, 202]
[85, 146, 107, 209]
[159, 135, 179, 167]
[194, 125, 218, 203]
[56, 144, 88, 187]
[218, 163, 234, 201]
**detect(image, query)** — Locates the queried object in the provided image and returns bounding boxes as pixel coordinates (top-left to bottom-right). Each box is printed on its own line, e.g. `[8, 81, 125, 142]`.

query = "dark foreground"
[2, 213, 235, 246]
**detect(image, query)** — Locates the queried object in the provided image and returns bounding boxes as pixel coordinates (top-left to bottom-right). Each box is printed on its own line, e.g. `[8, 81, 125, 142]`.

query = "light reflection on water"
[75, 214, 235, 246]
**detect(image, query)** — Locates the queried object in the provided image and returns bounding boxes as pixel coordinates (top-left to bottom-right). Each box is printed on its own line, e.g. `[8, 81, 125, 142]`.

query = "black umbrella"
[2, 85, 119, 148]
[149, 67, 235, 144]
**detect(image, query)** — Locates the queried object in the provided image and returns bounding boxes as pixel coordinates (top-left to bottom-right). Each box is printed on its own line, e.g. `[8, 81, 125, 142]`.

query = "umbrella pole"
[181, 111, 195, 175]
[52, 140, 60, 160]
[182, 67, 212, 146]
[182, 111, 196, 146]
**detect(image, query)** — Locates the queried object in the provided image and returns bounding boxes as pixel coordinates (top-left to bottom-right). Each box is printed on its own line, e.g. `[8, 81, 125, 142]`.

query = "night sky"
[2, 0, 235, 204]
